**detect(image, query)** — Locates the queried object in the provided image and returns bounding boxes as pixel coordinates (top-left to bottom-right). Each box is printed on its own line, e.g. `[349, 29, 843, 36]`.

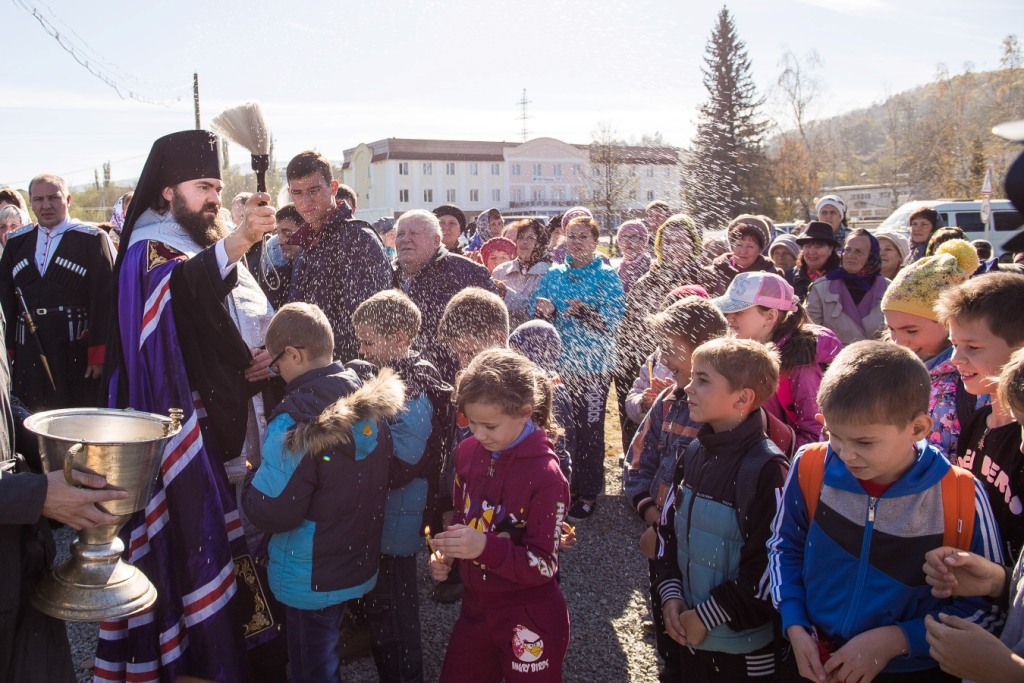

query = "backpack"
[678, 424, 791, 540]
[796, 442, 976, 550]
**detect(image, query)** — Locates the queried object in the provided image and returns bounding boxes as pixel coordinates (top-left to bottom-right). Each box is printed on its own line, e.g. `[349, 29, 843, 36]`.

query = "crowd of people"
[3, 126, 1024, 683]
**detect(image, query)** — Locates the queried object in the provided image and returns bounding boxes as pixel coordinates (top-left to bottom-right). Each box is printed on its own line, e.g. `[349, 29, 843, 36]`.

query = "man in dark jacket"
[285, 151, 394, 361]
[394, 210, 494, 381]
[0, 303, 128, 682]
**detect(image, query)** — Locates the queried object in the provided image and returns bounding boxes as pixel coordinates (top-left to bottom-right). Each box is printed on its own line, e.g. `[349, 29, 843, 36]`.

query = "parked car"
[874, 199, 1024, 255]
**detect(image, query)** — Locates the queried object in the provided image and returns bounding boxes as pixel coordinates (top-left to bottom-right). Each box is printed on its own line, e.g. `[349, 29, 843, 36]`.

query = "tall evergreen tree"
[685, 7, 770, 229]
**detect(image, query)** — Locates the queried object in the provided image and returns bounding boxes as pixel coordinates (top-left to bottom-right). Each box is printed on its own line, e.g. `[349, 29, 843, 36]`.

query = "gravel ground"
[59, 394, 662, 682]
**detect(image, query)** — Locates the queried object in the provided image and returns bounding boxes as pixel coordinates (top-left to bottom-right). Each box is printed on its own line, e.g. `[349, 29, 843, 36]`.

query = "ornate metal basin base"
[24, 408, 181, 622]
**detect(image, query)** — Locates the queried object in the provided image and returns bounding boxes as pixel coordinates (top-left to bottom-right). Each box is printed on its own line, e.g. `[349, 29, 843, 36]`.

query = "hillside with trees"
[766, 36, 1024, 221]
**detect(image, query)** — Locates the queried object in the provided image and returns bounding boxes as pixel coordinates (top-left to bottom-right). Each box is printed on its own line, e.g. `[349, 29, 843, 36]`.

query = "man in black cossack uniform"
[0, 173, 114, 410]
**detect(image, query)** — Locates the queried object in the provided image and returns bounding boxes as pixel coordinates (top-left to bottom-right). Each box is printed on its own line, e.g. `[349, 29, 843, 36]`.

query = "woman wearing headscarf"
[806, 227, 890, 345]
[492, 219, 551, 328]
[615, 219, 652, 294]
[614, 214, 705, 452]
[704, 214, 784, 296]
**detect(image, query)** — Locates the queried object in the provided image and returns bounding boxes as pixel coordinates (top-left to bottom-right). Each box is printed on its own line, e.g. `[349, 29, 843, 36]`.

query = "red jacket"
[452, 425, 570, 604]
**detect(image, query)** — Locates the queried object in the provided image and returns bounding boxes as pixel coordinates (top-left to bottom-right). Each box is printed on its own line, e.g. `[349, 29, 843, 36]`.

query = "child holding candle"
[349, 290, 453, 683]
[429, 348, 571, 682]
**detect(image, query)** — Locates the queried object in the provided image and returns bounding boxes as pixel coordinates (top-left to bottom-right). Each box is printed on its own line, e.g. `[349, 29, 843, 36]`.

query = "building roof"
[343, 138, 517, 168]
[342, 137, 680, 168]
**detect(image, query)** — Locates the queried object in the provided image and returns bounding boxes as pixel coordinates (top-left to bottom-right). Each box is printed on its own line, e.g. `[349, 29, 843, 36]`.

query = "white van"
[874, 199, 1024, 255]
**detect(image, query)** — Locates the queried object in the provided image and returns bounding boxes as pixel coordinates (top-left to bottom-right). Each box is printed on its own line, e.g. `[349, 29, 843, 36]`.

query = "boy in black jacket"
[653, 338, 789, 681]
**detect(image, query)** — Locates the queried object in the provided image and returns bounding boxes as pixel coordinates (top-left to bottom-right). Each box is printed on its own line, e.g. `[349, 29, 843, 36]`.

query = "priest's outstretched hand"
[224, 192, 276, 262]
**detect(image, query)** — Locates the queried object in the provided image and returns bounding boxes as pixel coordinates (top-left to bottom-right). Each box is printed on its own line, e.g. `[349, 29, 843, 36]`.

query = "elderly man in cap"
[99, 130, 283, 683]
[433, 203, 467, 255]
[394, 209, 493, 380]
[0, 173, 114, 411]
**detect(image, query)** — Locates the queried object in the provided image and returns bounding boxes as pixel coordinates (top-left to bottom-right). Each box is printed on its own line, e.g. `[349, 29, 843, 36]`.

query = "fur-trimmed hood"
[280, 365, 405, 459]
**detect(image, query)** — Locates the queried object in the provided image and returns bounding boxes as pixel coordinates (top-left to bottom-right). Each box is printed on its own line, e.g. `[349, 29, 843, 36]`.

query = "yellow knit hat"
[881, 239, 980, 321]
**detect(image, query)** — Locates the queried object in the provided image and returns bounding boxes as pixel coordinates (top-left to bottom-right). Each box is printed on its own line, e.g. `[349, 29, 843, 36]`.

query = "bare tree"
[587, 122, 637, 252]
[772, 49, 823, 219]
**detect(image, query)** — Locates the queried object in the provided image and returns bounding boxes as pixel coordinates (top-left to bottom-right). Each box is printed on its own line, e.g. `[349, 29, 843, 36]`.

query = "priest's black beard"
[171, 190, 229, 247]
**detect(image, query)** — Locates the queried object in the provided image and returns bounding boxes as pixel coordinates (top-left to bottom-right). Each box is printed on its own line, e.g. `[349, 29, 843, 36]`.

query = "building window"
[470, 189, 479, 202]
[492, 189, 501, 202]
[445, 162, 455, 176]
[553, 164, 562, 177]
[470, 163, 479, 176]
[423, 189, 434, 203]
[491, 163, 500, 176]
[533, 163, 542, 176]
[512, 189, 523, 202]
[573, 164, 582, 176]
[446, 189, 456, 202]
[629, 166, 637, 177]
[423, 162, 433, 175]
[646, 167, 654, 177]
[398, 162, 409, 176]
[647, 190, 655, 201]
[399, 189, 409, 203]
[511, 163, 521, 176]
[367, 166, 372, 178]
[532, 188, 543, 202]
[664, 168, 671, 178]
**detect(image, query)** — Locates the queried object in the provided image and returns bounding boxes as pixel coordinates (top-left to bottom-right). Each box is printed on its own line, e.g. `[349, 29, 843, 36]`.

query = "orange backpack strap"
[941, 464, 976, 551]
[797, 443, 829, 523]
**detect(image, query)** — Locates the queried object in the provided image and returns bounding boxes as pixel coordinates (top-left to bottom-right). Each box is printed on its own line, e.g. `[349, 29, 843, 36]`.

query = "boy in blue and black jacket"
[349, 291, 453, 683]
[768, 341, 1004, 683]
[652, 338, 790, 681]
[623, 296, 727, 683]
[242, 303, 404, 683]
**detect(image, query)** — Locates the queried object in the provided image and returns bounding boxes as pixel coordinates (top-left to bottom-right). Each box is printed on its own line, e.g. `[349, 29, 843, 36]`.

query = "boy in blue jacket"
[768, 341, 1004, 683]
[242, 303, 405, 683]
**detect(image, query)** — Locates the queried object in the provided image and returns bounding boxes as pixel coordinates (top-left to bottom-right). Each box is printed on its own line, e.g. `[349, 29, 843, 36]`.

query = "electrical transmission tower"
[517, 89, 532, 142]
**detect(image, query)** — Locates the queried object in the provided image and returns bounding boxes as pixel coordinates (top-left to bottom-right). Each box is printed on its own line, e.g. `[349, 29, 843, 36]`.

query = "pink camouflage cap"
[713, 271, 797, 314]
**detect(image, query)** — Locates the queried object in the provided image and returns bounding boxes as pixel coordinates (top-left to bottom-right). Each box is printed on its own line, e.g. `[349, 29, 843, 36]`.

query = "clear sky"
[3, 0, 1021, 190]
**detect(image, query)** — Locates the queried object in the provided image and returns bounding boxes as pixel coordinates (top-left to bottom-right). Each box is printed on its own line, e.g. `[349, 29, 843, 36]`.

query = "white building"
[341, 136, 682, 221]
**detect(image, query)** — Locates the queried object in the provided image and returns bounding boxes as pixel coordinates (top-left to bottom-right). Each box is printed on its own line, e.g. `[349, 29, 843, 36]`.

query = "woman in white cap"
[713, 271, 842, 446]
[875, 231, 909, 281]
[815, 194, 850, 250]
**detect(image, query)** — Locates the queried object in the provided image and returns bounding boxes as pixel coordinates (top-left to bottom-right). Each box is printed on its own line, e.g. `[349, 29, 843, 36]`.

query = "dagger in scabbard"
[14, 287, 56, 391]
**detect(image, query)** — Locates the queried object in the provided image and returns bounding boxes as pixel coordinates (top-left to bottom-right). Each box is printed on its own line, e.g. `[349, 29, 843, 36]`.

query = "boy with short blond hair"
[349, 290, 452, 682]
[625, 296, 728, 682]
[768, 340, 1003, 683]
[436, 287, 510, 371]
[937, 272, 1024, 562]
[431, 286, 511, 603]
[652, 337, 790, 680]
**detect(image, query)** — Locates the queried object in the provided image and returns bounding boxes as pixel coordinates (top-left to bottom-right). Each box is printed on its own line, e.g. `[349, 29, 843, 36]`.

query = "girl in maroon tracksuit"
[430, 348, 571, 682]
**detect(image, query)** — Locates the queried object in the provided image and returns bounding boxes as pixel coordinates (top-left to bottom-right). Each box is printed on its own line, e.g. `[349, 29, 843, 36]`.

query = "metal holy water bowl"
[24, 407, 183, 622]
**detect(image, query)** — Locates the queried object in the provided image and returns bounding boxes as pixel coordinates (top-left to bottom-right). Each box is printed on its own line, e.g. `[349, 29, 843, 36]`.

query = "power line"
[12, 0, 189, 106]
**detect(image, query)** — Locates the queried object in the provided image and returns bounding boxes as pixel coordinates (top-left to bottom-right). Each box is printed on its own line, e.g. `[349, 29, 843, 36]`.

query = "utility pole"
[193, 71, 200, 129]
[517, 89, 532, 142]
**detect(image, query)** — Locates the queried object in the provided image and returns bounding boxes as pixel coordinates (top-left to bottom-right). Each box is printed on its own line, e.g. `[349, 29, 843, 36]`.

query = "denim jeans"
[285, 602, 346, 683]
[362, 554, 424, 683]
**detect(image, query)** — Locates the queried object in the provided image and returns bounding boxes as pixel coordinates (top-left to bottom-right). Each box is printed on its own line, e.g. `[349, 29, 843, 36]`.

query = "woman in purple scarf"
[805, 228, 890, 346]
